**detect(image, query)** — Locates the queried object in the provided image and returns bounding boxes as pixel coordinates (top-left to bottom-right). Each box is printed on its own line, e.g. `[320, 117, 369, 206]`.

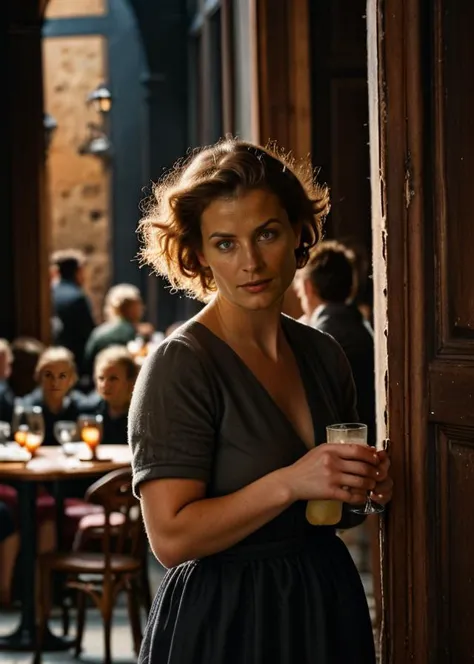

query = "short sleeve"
[128, 338, 218, 497]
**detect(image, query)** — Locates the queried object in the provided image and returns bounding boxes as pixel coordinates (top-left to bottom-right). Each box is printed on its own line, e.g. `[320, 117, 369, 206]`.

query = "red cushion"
[0, 485, 103, 548]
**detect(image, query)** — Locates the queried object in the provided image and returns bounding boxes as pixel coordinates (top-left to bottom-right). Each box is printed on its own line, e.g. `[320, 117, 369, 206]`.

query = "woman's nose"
[241, 242, 263, 272]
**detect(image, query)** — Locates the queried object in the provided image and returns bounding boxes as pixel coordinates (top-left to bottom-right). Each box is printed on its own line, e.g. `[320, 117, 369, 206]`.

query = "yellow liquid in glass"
[82, 426, 100, 448]
[306, 499, 342, 526]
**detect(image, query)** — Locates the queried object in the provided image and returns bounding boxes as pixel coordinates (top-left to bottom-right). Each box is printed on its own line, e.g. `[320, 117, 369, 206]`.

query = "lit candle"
[14, 430, 27, 447]
[25, 433, 42, 454]
[81, 426, 101, 448]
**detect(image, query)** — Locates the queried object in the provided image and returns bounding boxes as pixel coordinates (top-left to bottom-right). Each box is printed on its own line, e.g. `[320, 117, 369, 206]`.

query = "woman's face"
[199, 188, 300, 311]
[39, 361, 74, 400]
[95, 362, 134, 407]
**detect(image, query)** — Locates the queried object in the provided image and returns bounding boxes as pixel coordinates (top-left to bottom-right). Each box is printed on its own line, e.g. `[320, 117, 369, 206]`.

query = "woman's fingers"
[337, 459, 380, 482]
[337, 472, 377, 492]
[328, 443, 380, 466]
[372, 476, 394, 505]
[332, 486, 368, 504]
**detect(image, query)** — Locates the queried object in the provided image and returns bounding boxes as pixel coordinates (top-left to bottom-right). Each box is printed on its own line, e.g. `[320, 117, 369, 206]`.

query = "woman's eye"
[216, 240, 234, 252]
[259, 229, 277, 242]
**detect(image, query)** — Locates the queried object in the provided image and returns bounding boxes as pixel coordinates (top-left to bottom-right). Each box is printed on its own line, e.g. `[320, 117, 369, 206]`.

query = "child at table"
[80, 346, 139, 444]
[22, 346, 86, 445]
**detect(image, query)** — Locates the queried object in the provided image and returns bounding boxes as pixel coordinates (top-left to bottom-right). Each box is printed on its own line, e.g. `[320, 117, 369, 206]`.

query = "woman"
[23, 346, 84, 445]
[130, 139, 393, 664]
[82, 345, 139, 444]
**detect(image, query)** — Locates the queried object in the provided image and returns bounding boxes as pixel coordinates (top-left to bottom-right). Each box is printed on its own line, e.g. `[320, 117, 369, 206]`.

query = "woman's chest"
[208, 359, 335, 496]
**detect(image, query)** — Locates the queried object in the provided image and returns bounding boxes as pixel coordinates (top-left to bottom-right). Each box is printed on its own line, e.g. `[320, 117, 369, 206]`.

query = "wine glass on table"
[54, 421, 78, 456]
[326, 423, 384, 515]
[24, 406, 45, 457]
[0, 421, 10, 445]
[78, 414, 103, 460]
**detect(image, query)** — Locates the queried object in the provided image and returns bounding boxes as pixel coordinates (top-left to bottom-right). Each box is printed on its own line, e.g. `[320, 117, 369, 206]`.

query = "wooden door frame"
[368, 0, 431, 661]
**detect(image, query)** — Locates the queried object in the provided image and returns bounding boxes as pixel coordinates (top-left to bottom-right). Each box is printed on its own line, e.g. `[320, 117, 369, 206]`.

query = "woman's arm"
[140, 471, 291, 568]
[140, 442, 380, 568]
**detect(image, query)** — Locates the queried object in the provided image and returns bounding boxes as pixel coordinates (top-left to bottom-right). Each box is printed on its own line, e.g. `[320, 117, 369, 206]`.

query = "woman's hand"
[279, 443, 381, 506]
[370, 449, 393, 505]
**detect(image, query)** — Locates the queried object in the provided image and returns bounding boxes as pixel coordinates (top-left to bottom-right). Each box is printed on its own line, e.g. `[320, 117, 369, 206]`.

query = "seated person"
[0, 339, 14, 423]
[9, 337, 45, 398]
[83, 284, 145, 377]
[81, 345, 139, 444]
[22, 347, 86, 445]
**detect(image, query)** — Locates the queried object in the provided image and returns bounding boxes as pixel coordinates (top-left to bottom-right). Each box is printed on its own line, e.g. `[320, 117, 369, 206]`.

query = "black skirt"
[139, 529, 375, 664]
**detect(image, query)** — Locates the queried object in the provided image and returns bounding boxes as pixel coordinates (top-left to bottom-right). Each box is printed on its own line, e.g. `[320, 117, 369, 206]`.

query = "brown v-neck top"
[130, 315, 358, 516]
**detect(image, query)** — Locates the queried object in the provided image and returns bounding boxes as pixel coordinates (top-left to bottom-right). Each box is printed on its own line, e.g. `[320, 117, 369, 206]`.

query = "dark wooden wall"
[4, 0, 51, 342]
[309, 0, 371, 259]
[256, 0, 311, 159]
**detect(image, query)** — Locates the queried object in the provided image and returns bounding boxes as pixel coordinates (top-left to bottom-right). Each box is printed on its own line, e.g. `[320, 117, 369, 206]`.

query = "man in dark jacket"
[51, 249, 96, 374]
[293, 240, 376, 444]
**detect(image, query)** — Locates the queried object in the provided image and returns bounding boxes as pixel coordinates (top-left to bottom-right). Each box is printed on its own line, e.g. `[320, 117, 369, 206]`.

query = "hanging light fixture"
[78, 82, 112, 162]
[86, 83, 112, 114]
[78, 122, 112, 160]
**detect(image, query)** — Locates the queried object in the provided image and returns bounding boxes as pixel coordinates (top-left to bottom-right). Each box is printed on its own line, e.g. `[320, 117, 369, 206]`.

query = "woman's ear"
[294, 222, 303, 249]
[196, 250, 209, 268]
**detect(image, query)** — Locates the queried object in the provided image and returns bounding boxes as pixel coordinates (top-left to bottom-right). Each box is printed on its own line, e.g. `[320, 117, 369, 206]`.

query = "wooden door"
[369, 0, 474, 661]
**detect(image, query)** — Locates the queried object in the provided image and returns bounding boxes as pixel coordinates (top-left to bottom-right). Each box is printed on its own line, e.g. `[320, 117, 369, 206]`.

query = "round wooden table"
[0, 444, 132, 652]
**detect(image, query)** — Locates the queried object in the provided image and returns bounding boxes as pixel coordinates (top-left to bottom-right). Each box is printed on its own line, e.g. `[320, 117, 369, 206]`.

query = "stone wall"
[45, 0, 105, 18]
[43, 0, 110, 323]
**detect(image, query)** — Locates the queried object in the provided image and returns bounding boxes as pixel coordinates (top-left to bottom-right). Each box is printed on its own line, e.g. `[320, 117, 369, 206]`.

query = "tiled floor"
[0, 528, 377, 663]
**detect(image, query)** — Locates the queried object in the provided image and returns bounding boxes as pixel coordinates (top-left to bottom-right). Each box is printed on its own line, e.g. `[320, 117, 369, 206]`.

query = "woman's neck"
[43, 392, 65, 414]
[202, 296, 285, 361]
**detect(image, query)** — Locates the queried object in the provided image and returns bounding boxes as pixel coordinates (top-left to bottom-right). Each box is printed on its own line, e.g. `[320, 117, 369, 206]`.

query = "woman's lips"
[239, 279, 273, 293]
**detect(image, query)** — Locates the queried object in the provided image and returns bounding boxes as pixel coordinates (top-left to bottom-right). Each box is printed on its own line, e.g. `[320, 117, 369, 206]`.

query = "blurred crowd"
[0, 249, 185, 449]
[0, 249, 185, 606]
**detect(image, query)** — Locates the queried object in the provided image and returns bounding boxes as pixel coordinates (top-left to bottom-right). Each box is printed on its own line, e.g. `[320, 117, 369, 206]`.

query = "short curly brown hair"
[139, 138, 330, 301]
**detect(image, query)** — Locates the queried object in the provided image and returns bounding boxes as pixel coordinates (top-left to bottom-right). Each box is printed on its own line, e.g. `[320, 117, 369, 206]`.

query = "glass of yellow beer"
[305, 423, 381, 525]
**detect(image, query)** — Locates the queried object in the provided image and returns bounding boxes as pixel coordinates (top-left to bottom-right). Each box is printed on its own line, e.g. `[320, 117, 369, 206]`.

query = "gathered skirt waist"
[202, 527, 336, 563]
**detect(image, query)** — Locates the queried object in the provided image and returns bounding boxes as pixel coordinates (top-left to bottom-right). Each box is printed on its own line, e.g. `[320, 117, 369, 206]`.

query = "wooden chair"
[34, 468, 144, 664]
[71, 508, 152, 615]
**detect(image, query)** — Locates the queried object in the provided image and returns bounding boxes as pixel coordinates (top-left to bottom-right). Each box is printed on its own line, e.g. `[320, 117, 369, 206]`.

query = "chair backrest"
[85, 467, 144, 568]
